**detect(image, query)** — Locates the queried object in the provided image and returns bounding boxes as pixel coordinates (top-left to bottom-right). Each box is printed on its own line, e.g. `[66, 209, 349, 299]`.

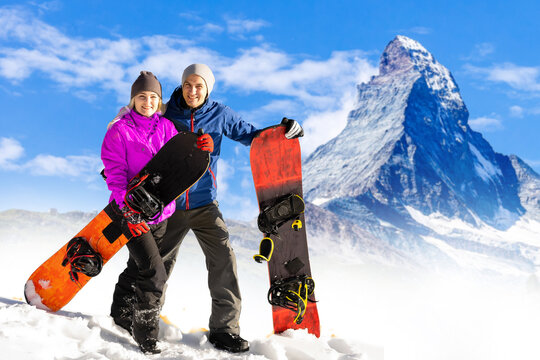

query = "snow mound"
[0, 298, 370, 360]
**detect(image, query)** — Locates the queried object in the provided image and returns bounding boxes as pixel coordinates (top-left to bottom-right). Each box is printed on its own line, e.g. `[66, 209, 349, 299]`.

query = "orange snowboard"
[25, 204, 130, 311]
[25, 131, 209, 312]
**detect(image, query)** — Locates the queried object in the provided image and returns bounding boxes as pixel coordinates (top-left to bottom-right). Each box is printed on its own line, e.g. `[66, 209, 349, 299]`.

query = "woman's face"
[134, 91, 160, 117]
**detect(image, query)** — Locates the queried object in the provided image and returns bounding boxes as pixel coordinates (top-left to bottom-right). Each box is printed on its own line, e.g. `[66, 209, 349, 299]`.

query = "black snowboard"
[25, 131, 209, 312]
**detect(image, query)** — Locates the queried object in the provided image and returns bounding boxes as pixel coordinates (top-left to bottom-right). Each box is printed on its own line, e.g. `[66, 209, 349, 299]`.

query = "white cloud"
[182, 14, 266, 39]
[215, 158, 258, 220]
[0, 137, 25, 168]
[408, 26, 431, 35]
[509, 105, 524, 118]
[465, 63, 540, 93]
[0, 8, 144, 100]
[29, 1, 62, 13]
[189, 23, 224, 34]
[0, 137, 101, 180]
[488, 64, 540, 91]
[225, 18, 269, 35]
[216, 158, 234, 194]
[26, 154, 102, 177]
[397, 26, 431, 35]
[241, 176, 252, 190]
[178, 11, 204, 22]
[219, 49, 376, 155]
[220, 192, 259, 221]
[474, 43, 495, 57]
[0, 7, 375, 110]
[218, 47, 376, 110]
[469, 116, 503, 132]
[0, 7, 377, 157]
[301, 90, 357, 157]
[462, 42, 495, 61]
[524, 159, 540, 168]
[240, 99, 298, 127]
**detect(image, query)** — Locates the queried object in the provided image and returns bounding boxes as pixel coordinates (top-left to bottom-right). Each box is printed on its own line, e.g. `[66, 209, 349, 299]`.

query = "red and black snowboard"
[250, 124, 320, 337]
[25, 131, 209, 312]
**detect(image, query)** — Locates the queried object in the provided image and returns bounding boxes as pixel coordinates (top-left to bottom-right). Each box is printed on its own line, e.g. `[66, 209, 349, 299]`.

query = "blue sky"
[0, 0, 539, 220]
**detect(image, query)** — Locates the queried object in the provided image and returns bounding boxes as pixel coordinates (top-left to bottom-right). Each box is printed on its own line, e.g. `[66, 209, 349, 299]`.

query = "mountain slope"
[304, 35, 529, 229]
[302, 35, 540, 272]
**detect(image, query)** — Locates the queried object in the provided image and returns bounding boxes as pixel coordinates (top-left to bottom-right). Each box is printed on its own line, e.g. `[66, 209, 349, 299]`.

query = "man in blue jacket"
[110, 64, 303, 353]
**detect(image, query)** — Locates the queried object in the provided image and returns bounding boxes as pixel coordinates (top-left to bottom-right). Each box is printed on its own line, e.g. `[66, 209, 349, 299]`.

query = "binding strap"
[124, 173, 164, 221]
[267, 275, 315, 324]
[258, 193, 304, 235]
[61, 237, 103, 285]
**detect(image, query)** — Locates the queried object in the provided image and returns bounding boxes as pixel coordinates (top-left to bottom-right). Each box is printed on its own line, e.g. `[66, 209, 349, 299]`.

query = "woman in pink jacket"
[101, 71, 177, 354]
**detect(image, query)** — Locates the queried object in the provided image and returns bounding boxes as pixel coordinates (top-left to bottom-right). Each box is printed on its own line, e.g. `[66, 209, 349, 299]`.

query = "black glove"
[281, 117, 304, 139]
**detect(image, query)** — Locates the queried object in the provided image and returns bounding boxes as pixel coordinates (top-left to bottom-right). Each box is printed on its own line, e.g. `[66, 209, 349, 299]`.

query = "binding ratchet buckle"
[124, 173, 164, 221]
[267, 275, 315, 324]
[61, 237, 103, 285]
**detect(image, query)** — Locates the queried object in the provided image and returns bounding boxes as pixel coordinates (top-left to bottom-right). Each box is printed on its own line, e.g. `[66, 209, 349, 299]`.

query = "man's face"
[182, 74, 208, 109]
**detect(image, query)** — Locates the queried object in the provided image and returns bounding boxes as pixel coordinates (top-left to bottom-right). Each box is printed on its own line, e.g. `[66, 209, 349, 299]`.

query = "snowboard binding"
[267, 275, 316, 324]
[258, 193, 305, 235]
[62, 237, 103, 284]
[124, 173, 164, 221]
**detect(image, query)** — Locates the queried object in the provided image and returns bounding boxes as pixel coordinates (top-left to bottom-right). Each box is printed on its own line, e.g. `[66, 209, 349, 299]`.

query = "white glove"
[281, 117, 304, 139]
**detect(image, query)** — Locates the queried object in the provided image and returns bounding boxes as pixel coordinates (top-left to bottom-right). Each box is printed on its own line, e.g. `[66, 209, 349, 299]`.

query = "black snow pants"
[110, 220, 167, 345]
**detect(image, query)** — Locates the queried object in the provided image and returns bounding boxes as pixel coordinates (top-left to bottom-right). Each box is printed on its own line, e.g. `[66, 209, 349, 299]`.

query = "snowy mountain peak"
[379, 35, 426, 75]
[378, 35, 463, 107]
[303, 35, 535, 243]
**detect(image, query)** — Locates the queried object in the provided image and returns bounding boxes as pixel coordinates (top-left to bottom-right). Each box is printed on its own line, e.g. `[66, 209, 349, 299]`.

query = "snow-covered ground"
[2, 214, 540, 359]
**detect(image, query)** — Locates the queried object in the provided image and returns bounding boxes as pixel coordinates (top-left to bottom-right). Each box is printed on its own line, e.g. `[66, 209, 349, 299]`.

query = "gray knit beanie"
[131, 71, 162, 99]
[181, 64, 215, 95]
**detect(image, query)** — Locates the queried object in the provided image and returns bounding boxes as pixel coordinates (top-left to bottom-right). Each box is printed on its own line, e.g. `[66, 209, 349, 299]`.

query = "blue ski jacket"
[164, 87, 259, 210]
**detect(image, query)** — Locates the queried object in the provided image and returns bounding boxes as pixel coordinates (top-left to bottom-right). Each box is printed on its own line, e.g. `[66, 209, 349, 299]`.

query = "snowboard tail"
[250, 125, 320, 337]
[268, 274, 315, 324]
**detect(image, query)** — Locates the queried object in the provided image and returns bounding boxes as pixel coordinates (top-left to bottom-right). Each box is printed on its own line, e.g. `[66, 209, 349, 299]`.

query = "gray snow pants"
[110, 201, 242, 336]
[157, 201, 242, 335]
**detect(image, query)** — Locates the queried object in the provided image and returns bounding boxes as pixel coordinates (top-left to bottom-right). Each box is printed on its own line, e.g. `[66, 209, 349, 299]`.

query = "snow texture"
[2, 210, 540, 360]
[23, 280, 51, 311]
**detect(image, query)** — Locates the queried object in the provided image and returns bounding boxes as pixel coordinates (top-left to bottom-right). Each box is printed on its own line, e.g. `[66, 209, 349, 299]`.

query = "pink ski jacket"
[101, 109, 178, 224]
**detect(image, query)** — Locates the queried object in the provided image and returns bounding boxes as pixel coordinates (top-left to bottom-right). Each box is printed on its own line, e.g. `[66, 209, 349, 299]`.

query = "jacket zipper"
[209, 167, 217, 189]
[185, 110, 217, 210]
[185, 111, 195, 210]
